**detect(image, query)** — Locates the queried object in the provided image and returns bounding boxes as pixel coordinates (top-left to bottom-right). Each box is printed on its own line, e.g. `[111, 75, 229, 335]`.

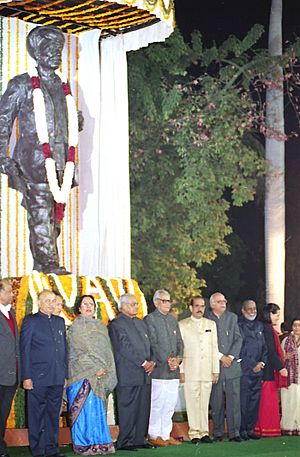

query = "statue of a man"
[0, 26, 83, 275]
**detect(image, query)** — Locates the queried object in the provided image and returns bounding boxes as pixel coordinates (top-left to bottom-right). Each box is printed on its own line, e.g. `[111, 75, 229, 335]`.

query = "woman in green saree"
[67, 295, 117, 455]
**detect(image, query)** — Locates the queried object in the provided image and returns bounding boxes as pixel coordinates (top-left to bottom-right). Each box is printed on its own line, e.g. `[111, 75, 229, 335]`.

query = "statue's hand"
[0, 157, 21, 179]
[78, 110, 84, 132]
[3, 159, 28, 195]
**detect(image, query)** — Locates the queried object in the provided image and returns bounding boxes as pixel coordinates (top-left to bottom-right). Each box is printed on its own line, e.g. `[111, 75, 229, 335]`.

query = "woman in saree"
[67, 295, 117, 455]
[254, 303, 288, 437]
[281, 318, 300, 435]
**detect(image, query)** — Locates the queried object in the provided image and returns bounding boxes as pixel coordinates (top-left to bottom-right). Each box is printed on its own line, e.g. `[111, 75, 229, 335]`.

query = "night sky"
[173, 0, 300, 316]
[175, 0, 300, 45]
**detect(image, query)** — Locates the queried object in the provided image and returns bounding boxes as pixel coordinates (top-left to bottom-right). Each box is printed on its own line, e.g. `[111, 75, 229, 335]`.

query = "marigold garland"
[98, 277, 119, 313]
[0, 0, 174, 35]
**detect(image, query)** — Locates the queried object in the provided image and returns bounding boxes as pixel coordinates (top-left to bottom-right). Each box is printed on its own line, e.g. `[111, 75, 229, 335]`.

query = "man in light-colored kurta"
[179, 296, 219, 444]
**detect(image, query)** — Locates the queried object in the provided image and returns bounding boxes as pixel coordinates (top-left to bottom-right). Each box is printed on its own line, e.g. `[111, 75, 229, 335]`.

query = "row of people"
[0, 284, 184, 455]
[1, 280, 300, 457]
[180, 294, 300, 442]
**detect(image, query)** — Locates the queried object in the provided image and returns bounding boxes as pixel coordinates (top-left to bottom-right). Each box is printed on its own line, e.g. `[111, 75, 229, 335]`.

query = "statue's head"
[27, 26, 65, 70]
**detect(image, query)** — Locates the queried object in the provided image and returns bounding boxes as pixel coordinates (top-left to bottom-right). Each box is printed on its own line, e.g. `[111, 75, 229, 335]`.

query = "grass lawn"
[8, 437, 300, 457]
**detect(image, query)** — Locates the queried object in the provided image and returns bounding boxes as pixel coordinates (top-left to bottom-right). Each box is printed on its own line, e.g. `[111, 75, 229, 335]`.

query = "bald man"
[208, 292, 242, 442]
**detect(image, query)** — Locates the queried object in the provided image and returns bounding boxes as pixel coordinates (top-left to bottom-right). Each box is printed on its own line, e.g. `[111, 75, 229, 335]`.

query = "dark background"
[173, 0, 300, 320]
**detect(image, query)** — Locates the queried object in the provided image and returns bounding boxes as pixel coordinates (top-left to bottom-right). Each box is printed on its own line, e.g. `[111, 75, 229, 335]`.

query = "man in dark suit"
[0, 280, 19, 457]
[208, 292, 243, 442]
[238, 300, 267, 440]
[20, 290, 67, 457]
[109, 293, 156, 451]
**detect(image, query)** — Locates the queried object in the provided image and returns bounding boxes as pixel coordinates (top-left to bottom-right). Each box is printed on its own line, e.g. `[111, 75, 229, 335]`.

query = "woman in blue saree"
[67, 295, 117, 455]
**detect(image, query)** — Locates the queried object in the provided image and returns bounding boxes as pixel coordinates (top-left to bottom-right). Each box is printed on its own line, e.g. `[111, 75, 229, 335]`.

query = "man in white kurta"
[179, 296, 219, 444]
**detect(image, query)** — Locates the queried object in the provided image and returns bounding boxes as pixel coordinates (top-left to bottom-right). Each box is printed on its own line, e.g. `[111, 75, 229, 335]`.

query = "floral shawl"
[284, 332, 299, 385]
[67, 316, 117, 400]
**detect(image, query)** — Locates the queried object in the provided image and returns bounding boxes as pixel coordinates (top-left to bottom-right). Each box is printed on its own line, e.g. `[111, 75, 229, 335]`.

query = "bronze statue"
[0, 26, 83, 275]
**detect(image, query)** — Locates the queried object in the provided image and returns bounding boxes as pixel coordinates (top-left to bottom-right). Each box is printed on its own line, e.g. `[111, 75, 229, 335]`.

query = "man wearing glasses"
[208, 292, 243, 442]
[145, 290, 184, 447]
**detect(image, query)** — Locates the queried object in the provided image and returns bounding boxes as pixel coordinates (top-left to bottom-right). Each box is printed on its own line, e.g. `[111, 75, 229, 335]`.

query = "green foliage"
[128, 27, 266, 304]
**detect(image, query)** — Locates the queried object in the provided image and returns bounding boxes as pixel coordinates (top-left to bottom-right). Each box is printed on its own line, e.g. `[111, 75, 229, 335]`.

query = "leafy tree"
[127, 26, 300, 304]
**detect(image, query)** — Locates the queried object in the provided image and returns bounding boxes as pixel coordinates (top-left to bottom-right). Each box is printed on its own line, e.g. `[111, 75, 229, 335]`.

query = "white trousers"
[148, 379, 179, 441]
[184, 381, 212, 439]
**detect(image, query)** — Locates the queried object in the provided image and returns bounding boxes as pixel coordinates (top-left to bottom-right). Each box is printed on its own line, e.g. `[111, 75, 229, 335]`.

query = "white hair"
[153, 289, 170, 302]
[118, 293, 136, 311]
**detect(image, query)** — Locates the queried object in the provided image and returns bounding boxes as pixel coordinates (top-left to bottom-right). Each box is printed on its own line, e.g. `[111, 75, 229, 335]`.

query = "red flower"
[55, 203, 65, 222]
[41, 143, 52, 159]
[31, 76, 40, 89]
[62, 83, 71, 97]
[67, 146, 76, 162]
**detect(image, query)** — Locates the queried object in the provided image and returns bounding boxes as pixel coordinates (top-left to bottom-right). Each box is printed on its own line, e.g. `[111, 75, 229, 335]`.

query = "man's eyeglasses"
[158, 298, 171, 304]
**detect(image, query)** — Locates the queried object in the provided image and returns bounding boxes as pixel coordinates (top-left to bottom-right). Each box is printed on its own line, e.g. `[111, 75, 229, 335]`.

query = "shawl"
[284, 332, 299, 385]
[270, 324, 288, 388]
[67, 316, 117, 400]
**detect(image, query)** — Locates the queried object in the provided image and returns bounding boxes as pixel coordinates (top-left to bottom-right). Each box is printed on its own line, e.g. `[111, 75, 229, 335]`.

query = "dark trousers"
[116, 384, 151, 448]
[0, 383, 17, 454]
[240, 373, 262, 434]
[210, 377, 241, 439]
[27, 385, 63, 457]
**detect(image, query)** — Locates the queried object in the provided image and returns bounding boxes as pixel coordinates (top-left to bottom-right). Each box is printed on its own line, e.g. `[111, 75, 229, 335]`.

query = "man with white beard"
[238, 300, 267, 440]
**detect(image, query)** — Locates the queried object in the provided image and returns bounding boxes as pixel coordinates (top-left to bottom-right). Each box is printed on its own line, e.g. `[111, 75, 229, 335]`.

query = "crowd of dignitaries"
[1, 280, 300, 457]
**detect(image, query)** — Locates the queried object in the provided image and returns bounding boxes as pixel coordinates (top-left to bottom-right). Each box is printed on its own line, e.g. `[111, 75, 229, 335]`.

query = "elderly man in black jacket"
[20, 290, 67, 457]
[238, 300, 267, 440]
[109, 293, 156, 451]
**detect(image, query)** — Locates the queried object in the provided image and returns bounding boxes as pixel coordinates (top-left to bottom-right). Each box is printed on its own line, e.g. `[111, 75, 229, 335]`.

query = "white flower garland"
[29, 68, 78, 204]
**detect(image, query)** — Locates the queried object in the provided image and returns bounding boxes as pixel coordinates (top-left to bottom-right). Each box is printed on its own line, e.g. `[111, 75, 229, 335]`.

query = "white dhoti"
[148, 379, 179, 441]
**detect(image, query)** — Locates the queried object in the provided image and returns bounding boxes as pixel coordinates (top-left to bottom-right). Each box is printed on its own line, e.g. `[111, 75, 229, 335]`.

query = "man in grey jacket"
[144, 289, 184, 447]
[208, 292, 243, 442]
[0, 280, 19, 457]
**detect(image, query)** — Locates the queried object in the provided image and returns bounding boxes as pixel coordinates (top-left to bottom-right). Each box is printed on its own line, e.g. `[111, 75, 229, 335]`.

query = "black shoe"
[248, 433, 261, 440]
[229, 436, 242, 442]
[240, 432, 249, 441]
[136, 442, 157, 449]
[213, 436, 223, 442]
[0, 453, 10, 457]
[200, 436, 213, 444]
[117, 446, 138, 451]
[46, 454, 65, 457]
[191, 438, 201, 445]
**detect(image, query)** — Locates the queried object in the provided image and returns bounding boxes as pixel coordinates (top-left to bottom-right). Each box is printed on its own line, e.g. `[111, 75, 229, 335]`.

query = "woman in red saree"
[254, 303, 288, 437]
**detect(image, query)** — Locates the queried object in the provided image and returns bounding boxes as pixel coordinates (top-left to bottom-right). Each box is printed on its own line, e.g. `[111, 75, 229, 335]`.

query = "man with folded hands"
[179, 296, 219, 445]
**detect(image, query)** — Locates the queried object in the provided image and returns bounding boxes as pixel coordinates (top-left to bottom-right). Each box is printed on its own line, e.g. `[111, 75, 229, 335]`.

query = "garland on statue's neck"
[29, 68, 78, 221]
